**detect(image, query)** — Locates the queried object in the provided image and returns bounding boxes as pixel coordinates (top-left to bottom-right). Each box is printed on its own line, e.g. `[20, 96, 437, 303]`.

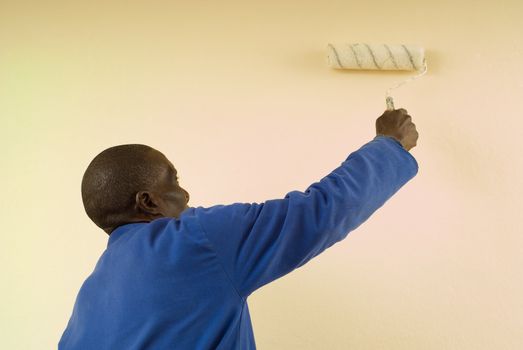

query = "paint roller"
[326, 43, 427, 110]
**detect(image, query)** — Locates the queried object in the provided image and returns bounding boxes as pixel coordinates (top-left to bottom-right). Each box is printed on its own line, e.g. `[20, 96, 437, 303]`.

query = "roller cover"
[327, 43, 425, 71]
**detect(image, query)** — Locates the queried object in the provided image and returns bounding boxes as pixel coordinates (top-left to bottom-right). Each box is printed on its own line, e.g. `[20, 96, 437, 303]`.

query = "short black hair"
[81, 144, 165, 231]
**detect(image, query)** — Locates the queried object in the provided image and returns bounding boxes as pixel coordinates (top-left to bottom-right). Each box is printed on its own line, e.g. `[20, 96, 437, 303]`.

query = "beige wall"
[1, 1, 522, 348]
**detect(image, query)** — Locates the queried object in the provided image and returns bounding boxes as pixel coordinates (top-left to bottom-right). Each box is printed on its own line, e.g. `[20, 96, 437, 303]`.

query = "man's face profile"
[142, 150, 190, 219]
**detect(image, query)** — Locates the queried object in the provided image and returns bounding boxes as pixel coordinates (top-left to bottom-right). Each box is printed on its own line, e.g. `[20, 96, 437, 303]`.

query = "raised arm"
[194, 109, 419, 298]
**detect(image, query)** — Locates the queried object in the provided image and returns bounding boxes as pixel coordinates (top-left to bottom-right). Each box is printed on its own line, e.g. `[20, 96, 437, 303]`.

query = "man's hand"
[376, 108, 419, 151]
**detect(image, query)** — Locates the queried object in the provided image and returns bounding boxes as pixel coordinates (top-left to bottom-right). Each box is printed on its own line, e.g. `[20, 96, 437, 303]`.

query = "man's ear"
[135, 191, 162, 215]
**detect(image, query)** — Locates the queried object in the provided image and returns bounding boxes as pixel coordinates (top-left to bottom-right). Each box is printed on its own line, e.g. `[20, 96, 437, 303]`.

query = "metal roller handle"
[386, 96, 395, 111]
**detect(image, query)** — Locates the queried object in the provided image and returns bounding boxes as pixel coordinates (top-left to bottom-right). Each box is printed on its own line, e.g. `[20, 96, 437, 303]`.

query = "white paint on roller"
[326, 43, 425, 71]
[326, 42, 428, 110]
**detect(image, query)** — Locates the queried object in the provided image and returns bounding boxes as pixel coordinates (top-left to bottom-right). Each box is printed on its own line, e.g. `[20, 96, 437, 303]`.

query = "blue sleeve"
[194, 136, 418, 298]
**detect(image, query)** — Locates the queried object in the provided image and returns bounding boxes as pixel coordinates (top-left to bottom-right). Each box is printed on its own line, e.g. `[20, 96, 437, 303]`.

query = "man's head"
[81, 144, 190, 235]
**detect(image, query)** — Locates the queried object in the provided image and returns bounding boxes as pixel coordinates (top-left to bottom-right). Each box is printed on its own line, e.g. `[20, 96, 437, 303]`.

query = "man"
[59, 108, 419, 349]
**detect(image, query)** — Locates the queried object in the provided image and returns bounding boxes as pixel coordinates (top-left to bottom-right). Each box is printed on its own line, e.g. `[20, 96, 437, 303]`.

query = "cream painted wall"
[1, 1, 522, 349]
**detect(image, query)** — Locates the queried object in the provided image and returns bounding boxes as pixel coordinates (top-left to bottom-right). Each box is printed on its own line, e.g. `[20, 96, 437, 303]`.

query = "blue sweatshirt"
[59, 135, 418, 349]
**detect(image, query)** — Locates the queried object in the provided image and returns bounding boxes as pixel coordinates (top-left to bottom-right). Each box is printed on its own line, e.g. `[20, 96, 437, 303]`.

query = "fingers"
[382, 108, 409, 119]
[376, 106, 419, 151]
[396, 108, 411, 121]
[383, 108, 407, 114]
[381, 109, 412, 125]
